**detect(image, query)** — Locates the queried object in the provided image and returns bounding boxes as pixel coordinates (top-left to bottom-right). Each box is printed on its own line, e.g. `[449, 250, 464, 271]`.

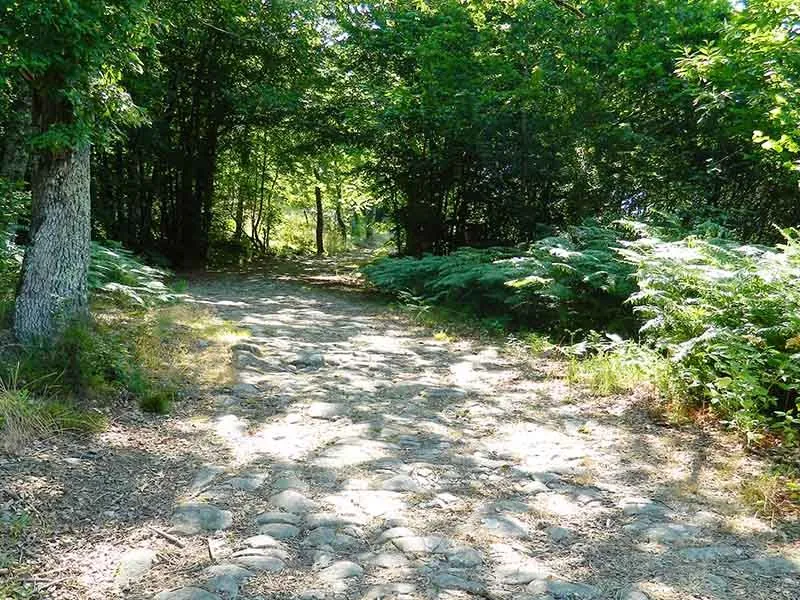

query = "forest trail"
[11, 257, 799, 600]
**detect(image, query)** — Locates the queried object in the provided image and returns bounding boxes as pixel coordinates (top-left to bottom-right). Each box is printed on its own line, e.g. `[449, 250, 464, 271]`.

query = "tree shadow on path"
[132, 256, 800, 600]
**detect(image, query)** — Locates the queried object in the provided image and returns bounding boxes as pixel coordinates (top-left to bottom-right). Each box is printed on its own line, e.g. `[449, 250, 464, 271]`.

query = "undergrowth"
[0, 237, 245, 451]
[0, 302, 245, 451]
[565, 336, 674, 397]
[364, 222, 637, 335]
[740, 470, 800, 524]
[0, 371, 105, 452]
[363, 217, 800, 446]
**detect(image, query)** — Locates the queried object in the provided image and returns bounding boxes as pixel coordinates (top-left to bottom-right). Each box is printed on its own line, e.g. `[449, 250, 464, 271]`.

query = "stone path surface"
[134, 262, 798, 600]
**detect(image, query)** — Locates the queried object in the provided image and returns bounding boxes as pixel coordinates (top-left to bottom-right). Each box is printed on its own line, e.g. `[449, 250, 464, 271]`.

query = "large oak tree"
[1, 0, 153, 342]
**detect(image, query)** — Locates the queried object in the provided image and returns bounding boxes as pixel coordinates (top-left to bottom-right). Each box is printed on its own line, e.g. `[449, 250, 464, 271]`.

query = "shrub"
[363, 222, 638, 334]
[622, 228, 800, 439]
[138, 388, 174, 414]
[504, 224, 638, 333]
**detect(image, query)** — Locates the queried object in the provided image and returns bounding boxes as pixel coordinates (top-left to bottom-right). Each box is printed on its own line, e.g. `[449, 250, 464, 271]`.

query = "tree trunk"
[315, 185, 324, 256]
[233, 181, 244, 241]
[335, 183, 347, 243]
[15, 144, 91, 343]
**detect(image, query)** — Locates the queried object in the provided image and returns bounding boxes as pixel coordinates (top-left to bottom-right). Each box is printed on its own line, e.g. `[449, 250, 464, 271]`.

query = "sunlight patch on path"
[133, 271, 800, 600]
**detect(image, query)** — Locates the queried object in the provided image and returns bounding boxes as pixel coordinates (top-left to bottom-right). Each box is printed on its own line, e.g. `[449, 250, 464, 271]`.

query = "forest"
[1, 1, 800, 597]
[3, 0, 800, 437]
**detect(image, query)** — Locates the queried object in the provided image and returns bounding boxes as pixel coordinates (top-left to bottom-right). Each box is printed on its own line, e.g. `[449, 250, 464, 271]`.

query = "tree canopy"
[1, 0, 799, 337]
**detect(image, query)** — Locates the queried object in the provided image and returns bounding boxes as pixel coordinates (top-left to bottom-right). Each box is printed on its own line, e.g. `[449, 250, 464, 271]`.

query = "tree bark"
[15, 144, 91, 343]
[315, 185, 324, 256]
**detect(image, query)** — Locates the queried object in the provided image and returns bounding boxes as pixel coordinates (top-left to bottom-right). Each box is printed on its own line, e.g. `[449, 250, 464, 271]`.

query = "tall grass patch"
[565, 336, 675, 397]
[0, 371, 105, 453]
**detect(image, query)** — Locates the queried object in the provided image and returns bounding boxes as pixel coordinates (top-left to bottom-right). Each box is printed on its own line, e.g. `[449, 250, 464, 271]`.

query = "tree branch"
[552, 0, 586, 18]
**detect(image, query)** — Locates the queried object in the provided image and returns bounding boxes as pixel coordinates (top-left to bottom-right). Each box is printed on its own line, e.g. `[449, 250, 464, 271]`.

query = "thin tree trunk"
[15, 144, 91, 342]
[264, 170, 278, 252]
[315, 185, 324, 256]
[253, 138, 268, 251]
[335, 182, 347, 242]
[234, 177, 244, 241]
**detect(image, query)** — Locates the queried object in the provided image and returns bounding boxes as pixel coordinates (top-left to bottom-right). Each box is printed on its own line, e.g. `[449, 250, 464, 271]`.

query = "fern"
[623, 228, 800, 438]
[362, 222, 638, 333]
[89, 242, 176, 305]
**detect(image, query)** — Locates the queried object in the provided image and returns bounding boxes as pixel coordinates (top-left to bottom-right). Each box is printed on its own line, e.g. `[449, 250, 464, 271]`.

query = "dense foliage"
[624, 229, 800, 439]
[341, 0, 799, 253]
[0, 218, 175, 319]
[5, 0, 798, 270]
[364, 223, 636, 332]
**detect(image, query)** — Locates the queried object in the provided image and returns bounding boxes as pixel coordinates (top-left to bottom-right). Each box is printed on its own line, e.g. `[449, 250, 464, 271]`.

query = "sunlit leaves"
[0, 0, 154, 149]
[677, 0, 800, 172]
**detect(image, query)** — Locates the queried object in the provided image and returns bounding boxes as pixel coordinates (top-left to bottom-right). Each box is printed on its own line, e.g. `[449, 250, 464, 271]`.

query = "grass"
[740, 470, 800, 524]
[138, 387, 175, 414]
[524, 332, 553, 354]
[433, 330, 453, 342]
[0, 301, 245, 450]
[0, 372, 106, 453]
[0, 508, 34, 599]
[90, 302, 247, 407]
[565, 344, 673, 396]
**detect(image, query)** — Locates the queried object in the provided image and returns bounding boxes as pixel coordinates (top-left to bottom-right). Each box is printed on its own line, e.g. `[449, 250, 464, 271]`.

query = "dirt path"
[5, 258, 800, 600]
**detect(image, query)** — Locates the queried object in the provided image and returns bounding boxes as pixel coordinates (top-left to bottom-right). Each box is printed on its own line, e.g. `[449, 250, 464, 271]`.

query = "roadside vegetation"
[1, 0, 799, 531]
[364, 219, 800, 450]
[0, 240, 245, 453]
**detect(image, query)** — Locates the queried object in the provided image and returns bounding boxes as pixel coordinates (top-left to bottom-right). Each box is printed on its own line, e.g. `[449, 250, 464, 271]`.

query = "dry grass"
[156, 304, 248, 388]
[740, 472, 800, 524]
[0, 301, 244, 450]
[0, 369, 105, 453]
[96, 302, 247, 398]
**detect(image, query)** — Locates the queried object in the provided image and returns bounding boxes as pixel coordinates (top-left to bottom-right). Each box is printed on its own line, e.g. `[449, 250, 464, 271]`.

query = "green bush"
[363, 222, 637, 334]
[138, 388, 174, 414]
[12, 320, 155, 401]
[621, 228, 800, 439]
[367, 218, 800, 441]
[505, 224, 638, 333]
